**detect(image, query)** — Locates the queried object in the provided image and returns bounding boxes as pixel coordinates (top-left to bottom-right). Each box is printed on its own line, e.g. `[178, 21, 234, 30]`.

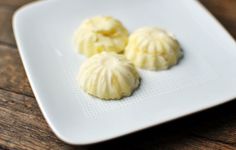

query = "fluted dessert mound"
[125, 27, 182, 70]
[74, 16, 129, 57]
[77, 52, 140, 100]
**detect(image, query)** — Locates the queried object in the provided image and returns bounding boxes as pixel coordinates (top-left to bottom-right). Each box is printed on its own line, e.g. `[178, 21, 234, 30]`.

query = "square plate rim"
[12, 0, 236, 145]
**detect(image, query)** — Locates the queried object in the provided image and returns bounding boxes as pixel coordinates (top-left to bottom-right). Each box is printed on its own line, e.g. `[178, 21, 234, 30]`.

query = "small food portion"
[77, 52, 140, 100]
[125, 27, 182, 70]
[74, 16, 129, 57]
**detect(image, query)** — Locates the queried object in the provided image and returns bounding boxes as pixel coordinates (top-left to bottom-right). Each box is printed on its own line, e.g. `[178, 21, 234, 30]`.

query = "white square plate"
[13, 0, 236, 145]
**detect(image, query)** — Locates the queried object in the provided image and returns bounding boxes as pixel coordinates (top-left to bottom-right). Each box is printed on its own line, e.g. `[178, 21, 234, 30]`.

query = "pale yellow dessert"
[125, 27, 182, 70]
[74, 16, 129, 57]
[77, 52, 140, 100]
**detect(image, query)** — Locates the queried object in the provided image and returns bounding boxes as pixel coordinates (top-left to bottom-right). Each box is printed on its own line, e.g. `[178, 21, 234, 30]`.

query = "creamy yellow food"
[77, 52, 140, 100]
[125, 27, 182, 70]
[74, 16, 129, 57]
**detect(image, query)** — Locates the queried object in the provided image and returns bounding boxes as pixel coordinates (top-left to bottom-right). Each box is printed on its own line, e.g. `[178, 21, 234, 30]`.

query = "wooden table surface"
[0, 0, 236, 149]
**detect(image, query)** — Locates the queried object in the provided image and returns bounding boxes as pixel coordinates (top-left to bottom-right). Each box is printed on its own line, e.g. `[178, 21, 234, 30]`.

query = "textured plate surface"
[13, 0, 236, 145]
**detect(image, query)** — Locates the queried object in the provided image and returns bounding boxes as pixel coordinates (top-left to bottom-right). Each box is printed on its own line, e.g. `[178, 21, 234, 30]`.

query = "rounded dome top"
[74, 16, 129, 57]
[125, 27, 182, 70]
[77, 52, 140, 100]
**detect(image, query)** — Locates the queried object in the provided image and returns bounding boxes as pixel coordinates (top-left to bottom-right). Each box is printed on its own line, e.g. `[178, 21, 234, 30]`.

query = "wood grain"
[0, 45, 33, 97]
[0, 0, 236, 149]
[0, 6, 16, 46]
[0, 87, 235, 149]
[0, 89, 74, 150]
[0, 0, 35, 9]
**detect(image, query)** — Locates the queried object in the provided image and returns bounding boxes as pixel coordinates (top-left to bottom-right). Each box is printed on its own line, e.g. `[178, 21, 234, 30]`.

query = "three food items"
[74, 16, 182, 100]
